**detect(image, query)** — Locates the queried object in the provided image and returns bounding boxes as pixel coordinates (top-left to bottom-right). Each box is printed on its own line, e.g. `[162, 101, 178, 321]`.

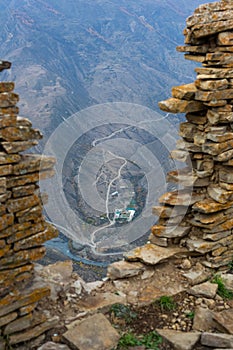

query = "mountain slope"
[0, 0, 214, 136]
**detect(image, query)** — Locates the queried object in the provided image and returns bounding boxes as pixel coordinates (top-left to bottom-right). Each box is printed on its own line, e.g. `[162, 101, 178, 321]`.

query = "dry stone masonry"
[122, 0, 233, 272]
[0, 61, 58, 349]
[156, 0, 233, 270]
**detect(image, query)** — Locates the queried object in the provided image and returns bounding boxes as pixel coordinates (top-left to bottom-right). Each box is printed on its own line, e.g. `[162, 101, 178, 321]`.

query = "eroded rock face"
[0, 61, 58, 347]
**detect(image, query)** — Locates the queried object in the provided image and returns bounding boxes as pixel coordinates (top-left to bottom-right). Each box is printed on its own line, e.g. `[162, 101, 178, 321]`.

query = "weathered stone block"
[170, 149, 190, 162]
[107, 261, 144, 279]
[17, 205, 43, 223]
[201, 332, 233, 348]
[152, 205, 188, 218]
[218, 31, 233, 46]
[12, 184, 36, 198]
[0, 106, 19, 116]
[0, 287, 50, 317]
[0, 247, 46, 270]
[202, 218, 233, 233]
[7, 221, 45, 243]
[159, 190, 205, 206]
[0, 82, 14, 93]
[203, 139, 233, 156]
[9, 316, 59, 345]
[0, 164, 12, 176]
[63, 314, 119, 350]
[125, 244, 186, 265]
[189, 211, 228, 229]
[2, 140, 38, 154]
[156, 329, 201, 350]
[13, 224, 58, 251]
[0, 265, 33, 287]
[206, 52, 233, 65]
[193, 199, 233, 214]
[172, 83, 197, 100]
[215, 149, 233, 162]
[208, 184, 233, 204]
[7, 194, 41, 213]
[188, 281, 218, 299]
[196, 67, 233, 80]
[219, 167, 233, 183]
[151, 225, 190, 238]
[4, 313, 33, 335]
[176, 139, 202, 152]
[0, 92, 19, 108]
[158, 98, 204, 113]
[0, 152, 20, 165]
[177, 44, 209, 54]
[167, 168, 198, 187]
[207, 109, 233, 124]
[191, 19, 233, 41]
[0, 213, 14, 232]
[196, 78, 229, 91]
[13, 155, 56, 175]
[0, 126, 42, 142]
[187, 234, 233, 254]
[149, 233, 168, 247]
[0, 312, 17, 328]
[6, 169, 55, 188]
[179, 122, 201, 141]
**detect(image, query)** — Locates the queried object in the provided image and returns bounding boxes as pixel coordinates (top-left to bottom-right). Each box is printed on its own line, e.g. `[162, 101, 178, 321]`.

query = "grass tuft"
[156, 295, 177, 311]
[116, 331, 162, 349]
[211, 275, 233, 300]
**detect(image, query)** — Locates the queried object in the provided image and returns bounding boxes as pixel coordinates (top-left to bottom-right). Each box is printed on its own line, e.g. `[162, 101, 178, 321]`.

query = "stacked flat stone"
[150, 0, 233, 270]
[0, 61, 58, 348]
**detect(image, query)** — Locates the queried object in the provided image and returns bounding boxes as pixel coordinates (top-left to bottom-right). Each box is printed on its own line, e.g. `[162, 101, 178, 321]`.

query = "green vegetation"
[211, 275, 233, 300]
[156, 295, 177, 311]
[110, 304, 137, 323]
[117, 333, 139, 347]
[115, 331, 162, 349]
[186, 311, 195, 319]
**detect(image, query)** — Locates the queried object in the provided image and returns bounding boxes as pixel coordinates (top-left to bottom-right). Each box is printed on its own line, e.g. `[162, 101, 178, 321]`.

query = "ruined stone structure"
[2, 1, 233, 349]
[154, 0, 233, 269]
[0, 61, 58, 348]
[120, 0, 233, 271]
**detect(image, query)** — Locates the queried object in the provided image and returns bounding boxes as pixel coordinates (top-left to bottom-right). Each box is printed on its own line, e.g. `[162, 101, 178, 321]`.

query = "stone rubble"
[0, 60, 58, 348]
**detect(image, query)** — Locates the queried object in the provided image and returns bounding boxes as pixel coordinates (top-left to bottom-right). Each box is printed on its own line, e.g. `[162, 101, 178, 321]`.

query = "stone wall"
[0, 61, 58, 349]
[153, 0, 233, 269]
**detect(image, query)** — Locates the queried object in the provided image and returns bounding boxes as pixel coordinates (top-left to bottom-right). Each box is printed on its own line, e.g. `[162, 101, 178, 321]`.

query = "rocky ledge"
[12, 259, 233, 350]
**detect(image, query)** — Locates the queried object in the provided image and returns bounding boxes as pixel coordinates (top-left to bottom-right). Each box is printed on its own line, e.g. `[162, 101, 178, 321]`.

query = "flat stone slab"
[188, 281, 218, 299]
[107, 260, 145, 279]
[124, 244, 187, 265]
[63, 314, 120, 350]
[182, 269, 211, 286]
[158, 98, 204, 114]
[201, 332, 233, 348]
[193, 306, 215, 332]
[213, 309, 233, 334]
[156, 329, 201, 350]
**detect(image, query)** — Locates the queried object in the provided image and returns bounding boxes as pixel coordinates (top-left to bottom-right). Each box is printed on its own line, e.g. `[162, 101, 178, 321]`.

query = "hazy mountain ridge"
[0, 0, 214, 136]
